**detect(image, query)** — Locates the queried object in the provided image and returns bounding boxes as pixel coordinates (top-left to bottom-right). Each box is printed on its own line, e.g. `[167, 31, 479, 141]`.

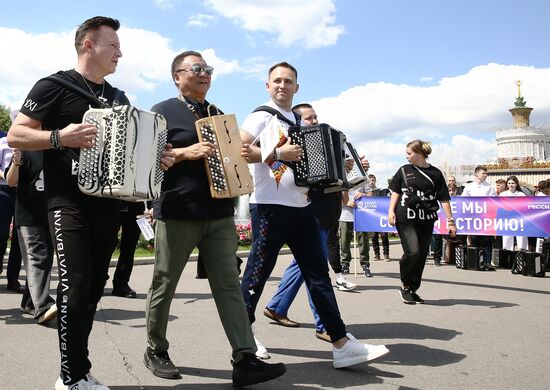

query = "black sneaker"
[232, 353, 286, 387]
[112, 285, 137, 298]
[341, 264, 350, 274]
[411, 292, 425, 304]
[399, 287, 415, 304]
[434, 258, 441, 266]
[144, 348, 181, 379]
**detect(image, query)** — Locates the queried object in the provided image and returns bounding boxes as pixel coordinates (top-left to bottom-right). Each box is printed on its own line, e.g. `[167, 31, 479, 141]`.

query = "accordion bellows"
[195, 114, 253, 198]
[78, 105, 167, 201]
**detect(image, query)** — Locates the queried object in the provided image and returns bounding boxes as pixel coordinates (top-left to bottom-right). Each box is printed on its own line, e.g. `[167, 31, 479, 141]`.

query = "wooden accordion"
[288, 124, 348, 190]
[78, 105, 167, 201]
[195, 114, 253, 199]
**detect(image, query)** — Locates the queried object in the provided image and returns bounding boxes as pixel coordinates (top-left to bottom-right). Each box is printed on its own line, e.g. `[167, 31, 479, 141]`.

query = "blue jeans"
[241, 204, 346, 342]
[266, 227, 329, 333]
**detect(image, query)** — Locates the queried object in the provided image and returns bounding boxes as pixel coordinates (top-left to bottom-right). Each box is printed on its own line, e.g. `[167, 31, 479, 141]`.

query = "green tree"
[0, 105, 12, 132]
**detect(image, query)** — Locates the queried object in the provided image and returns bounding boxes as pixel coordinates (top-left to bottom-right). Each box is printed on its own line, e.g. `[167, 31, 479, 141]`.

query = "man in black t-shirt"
[8, 16, 174, 390]
[143, 51, 285, 387]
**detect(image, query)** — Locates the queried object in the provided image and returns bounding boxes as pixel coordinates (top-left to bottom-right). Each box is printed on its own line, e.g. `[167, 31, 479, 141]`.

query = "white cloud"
[419, 76, 433, 82]
[153, 0, 177, 10]
[204, 0, 345, 48]
[0, 26, 259, 109]
[312, 64, 550, 141]
[309, 64, 550, 184]
[187, 14, 217, 28]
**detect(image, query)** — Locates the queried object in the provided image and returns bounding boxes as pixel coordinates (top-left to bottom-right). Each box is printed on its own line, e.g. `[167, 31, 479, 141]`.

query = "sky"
[1, 0, 550, 184]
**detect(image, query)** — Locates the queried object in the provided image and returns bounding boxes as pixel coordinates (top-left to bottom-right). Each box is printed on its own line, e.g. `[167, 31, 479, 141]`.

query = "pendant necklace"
[80, 73, 107, 105]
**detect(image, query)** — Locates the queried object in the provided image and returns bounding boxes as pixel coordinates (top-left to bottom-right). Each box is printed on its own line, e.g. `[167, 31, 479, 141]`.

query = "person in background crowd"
[6, 148, 57, 324]
[432, 175, 460, 266]
[461, 166, 497, 270]
[0, 134, 23, 292]
[495, 179, 507, 195]
[365, 174, 391, 262]
[499, 176, 528, 251]
[339, 188, 372, 276]
[111, 201, 144, 298]
[535, 179, 550, 196]
[388, 140, 456, 304]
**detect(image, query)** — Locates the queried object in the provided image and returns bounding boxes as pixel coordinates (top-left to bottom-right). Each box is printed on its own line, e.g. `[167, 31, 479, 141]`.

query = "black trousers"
[49, 205, 119, 386]
[371, 232, 390, 256]
[396, 221, 434, 291]
[325, 219, 342, 274]
[113, 209, 141, 288]
[432, 234, 443, 260]
[0, 185, 22, 280]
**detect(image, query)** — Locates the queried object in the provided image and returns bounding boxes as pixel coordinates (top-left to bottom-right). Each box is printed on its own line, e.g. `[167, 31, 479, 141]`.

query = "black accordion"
[288, 124, 348, 190]
[456, 246, 484, 270]
[491, 249, 516, 269]
[512, 250, 546, 277]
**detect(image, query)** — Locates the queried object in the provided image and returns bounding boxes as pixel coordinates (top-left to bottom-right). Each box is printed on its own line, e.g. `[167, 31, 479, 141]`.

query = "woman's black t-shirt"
[389, 164, 450, 224]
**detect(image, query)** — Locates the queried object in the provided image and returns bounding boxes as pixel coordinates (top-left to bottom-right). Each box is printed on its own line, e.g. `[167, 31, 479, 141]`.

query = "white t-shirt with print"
[241, 100, 309, 207]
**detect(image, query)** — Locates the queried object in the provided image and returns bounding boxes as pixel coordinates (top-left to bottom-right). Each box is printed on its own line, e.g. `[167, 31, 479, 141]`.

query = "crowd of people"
[1, 14, 549, 390]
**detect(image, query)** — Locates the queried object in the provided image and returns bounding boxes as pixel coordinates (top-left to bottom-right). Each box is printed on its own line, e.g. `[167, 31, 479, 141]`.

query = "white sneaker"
[55, 374, 110, 390]
[333, 333, 389, 369]
[336, 277, 357, 291]
[251, 325, 270, 359]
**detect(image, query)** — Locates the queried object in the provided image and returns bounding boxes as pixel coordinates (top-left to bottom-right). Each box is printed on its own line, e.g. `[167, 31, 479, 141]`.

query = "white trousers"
[502, 235, 528, 251]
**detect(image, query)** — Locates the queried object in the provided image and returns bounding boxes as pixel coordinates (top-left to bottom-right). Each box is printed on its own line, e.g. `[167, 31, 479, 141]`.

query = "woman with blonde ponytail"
[387, 140, 457, 304]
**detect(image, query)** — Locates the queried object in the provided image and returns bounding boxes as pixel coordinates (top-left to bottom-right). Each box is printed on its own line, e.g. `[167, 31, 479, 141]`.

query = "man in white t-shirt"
[239, 62, 388, 369]
[461, 165, 497, 270]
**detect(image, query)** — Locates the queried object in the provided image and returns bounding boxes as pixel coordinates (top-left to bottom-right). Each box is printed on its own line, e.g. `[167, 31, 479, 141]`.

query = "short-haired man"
[461, 166, 497, 270]
[263, 103, 358, 343]
[144, 51, 286, 387]
[240, 62, 389, 368]
[9, 16, 174, 390]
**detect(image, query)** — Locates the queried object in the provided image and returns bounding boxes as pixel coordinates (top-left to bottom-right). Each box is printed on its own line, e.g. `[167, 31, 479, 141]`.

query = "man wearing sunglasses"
[144, 51, 286, 387]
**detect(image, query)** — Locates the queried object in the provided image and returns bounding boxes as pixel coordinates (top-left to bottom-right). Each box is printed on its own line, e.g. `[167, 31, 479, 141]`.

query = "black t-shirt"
[7, 151, 47, 227]
[389, 164, 450, 224]
[151, 97, 234, 220]
[19, 69, 129, 211]
[309, 189, 342, 228]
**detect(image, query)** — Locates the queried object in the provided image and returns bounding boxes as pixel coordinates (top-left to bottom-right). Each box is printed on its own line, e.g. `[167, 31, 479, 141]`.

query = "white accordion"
[344, 142, 368, 188]
[195, 113, 253, 199]
[78, 105, 168, 201]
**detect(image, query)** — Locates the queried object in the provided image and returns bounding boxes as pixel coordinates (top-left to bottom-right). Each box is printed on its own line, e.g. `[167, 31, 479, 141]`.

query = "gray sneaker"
[399, 287, 415, 304]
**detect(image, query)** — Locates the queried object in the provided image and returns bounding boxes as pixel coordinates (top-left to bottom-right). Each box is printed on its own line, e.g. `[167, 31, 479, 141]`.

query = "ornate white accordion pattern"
[195, 114, 253, 198]
[78, 105, 167, 201]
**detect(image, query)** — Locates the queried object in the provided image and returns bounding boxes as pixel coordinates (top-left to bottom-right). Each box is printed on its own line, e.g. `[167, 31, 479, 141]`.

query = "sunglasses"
[175, 64, 214, 76]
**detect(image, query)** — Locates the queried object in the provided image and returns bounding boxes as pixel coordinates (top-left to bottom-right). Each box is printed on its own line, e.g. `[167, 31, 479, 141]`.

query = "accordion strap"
[253, 105, 301, 126]
[44, 73, 126, 108]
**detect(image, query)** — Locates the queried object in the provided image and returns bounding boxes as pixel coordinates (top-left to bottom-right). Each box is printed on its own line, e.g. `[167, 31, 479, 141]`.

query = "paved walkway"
[1, 243, 549, 389]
